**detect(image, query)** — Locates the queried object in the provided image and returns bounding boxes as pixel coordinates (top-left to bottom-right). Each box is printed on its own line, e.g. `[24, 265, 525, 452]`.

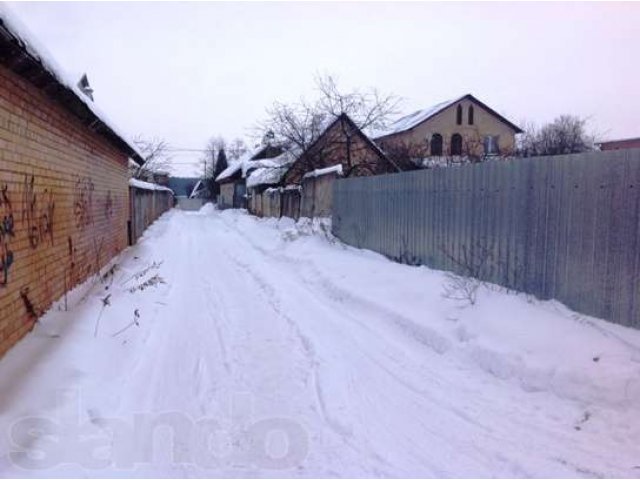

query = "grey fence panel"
[129, 187, 173, 245]
[332, 149, 640, 328]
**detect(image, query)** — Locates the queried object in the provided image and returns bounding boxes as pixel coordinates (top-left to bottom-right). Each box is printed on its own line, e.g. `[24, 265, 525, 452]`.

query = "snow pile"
[189, 202, 216, 215]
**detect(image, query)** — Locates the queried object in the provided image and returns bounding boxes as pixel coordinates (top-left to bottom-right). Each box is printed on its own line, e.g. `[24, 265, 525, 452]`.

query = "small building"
[374, 94, 523, 165]
[597, 137, 640, 151]
[215, 144, 285, 209]
[245, 147, 301, 217]
[246, 113, 398, 219]
[283, 112, 398, 185]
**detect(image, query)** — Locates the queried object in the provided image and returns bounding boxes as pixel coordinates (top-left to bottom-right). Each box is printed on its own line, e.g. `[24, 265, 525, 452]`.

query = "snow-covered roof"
[246, 147, 301, 189]
[373, 97, 460, 139]
[0, 5, 145, 163]
[373, 94, 523, 138]
[302, 164, 343, 180]
[129, 178, 174, 193]
[215, 146, 264, 182]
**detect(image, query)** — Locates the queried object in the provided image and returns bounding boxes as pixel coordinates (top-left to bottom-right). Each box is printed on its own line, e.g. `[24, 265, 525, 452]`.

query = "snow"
[302, 164, 343, 180]
[215, 160, 243, 182]
[245, 148, 301, 189]
[188, 179, 204, 198]
[0, 5, 145, 161]
[373, 96, 464, 139]
[0, 207, 639, 477]
[128, 178, 174, 193]
[215, 147, 264, 182]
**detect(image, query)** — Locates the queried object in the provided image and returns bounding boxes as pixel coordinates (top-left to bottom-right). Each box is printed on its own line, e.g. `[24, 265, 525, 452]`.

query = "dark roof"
[597, 137, 640, 146]
[0, 12, 144, 164]
[375, 93, 523, 139]
[302, 112, 400, 172]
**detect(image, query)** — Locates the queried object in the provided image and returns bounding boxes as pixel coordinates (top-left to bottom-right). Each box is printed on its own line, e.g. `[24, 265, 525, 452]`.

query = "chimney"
[77, 73, 94, 101]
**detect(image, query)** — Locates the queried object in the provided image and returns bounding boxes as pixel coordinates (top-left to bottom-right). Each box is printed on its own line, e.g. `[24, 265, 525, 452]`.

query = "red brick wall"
[599, 138, 640, 151]
[0, 64, 130, 358]
[284, 118, 394, 185]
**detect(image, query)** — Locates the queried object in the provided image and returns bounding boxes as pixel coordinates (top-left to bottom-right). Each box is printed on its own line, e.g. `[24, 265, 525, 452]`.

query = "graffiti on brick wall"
[73, 176, 94, 230]
[0, 183, 14, 286]
[19, 286, 38, 319]
[21, 175, 55, 249]
[104, 190, 114, 219]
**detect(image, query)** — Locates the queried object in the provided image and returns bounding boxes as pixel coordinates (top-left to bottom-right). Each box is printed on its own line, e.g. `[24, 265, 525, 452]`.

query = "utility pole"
[203, 159, 207, 200]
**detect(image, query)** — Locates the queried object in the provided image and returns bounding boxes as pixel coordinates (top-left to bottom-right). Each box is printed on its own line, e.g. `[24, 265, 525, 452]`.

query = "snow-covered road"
[1, 206, 640, 478]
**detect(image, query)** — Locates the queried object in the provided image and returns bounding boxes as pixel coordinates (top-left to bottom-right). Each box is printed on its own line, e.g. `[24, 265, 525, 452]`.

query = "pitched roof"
[246, 147, 301, 189]
[0, 5, 144, 164]
[305, 113, 399, 171]
[374, 94, 523, 139]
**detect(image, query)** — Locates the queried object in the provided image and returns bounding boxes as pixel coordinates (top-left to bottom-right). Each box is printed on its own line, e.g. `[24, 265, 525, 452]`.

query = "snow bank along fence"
[249, 167, 341, 220]
[128, 179, 174, 245]
[333, 149, 640, 328]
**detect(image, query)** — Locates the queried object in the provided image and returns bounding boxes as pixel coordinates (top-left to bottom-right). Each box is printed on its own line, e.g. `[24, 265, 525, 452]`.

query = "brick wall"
[283, 116, 395, 185]
[0, 64, 130, 358]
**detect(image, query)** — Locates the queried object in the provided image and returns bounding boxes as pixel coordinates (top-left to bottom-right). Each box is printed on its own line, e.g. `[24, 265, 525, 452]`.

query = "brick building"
[282, 113, 398, 185]
[597, 137, 640, 151]
[0, 12, 144, 357]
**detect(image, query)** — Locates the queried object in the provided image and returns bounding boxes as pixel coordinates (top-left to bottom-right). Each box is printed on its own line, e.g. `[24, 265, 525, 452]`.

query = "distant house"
[597, 137, 640, 151]
[282, 112, 398, 185]
[215, 144, 285, 209]
[374, 94, 523, 166]
[243, 113, 398, 219]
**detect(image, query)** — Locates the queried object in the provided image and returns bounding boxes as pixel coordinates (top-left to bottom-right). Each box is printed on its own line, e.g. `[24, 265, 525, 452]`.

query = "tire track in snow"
[222, 252, 354, 439]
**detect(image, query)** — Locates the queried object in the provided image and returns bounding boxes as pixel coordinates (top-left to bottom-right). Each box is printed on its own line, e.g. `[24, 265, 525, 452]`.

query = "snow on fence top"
[0, 5, 145, 163]
[302, 164, 343, 180]
[129, 178, 174, 194]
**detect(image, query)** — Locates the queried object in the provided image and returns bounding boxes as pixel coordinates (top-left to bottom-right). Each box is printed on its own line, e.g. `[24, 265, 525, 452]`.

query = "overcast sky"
[7, 1, 640, 176]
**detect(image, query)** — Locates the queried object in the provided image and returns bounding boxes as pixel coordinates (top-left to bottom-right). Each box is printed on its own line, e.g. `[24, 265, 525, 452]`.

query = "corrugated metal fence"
[129, 187, 174, 245]
[332, 149, 640, 328]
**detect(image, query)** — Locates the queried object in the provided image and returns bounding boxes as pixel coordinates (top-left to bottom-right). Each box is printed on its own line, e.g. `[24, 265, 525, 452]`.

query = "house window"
[430, 133, 443, 156]
[456, 105, 462, 125]
[451, 133, 463, 155]
[468, 105, 474, 125]
[484, 135, 500, 155]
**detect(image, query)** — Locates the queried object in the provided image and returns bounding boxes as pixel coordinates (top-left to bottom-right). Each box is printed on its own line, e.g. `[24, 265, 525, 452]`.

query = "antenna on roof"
[77, 73, 94, 101]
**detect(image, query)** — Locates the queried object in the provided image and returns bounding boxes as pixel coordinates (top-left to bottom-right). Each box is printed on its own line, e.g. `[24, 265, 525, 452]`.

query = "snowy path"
[1, 207, 640, 477]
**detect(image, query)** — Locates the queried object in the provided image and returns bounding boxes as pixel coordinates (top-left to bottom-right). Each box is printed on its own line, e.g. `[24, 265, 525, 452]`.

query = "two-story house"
[375, 94, 523, 165]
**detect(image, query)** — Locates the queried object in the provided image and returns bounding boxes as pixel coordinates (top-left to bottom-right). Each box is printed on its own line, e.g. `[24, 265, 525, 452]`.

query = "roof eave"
[0, 20, 144, 164]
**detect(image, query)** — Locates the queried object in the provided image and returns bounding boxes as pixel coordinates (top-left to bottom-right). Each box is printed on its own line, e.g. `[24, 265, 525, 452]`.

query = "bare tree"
[315, 74, 401, 134]
[258, 73, 400, 154]
[517, 115, 596, 157]
[227, 138, 248, 161]
[133, 135, 172, 180]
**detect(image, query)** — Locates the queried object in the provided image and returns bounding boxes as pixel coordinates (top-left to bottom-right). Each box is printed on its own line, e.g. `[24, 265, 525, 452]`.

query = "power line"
[165, 148, 210, 152]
